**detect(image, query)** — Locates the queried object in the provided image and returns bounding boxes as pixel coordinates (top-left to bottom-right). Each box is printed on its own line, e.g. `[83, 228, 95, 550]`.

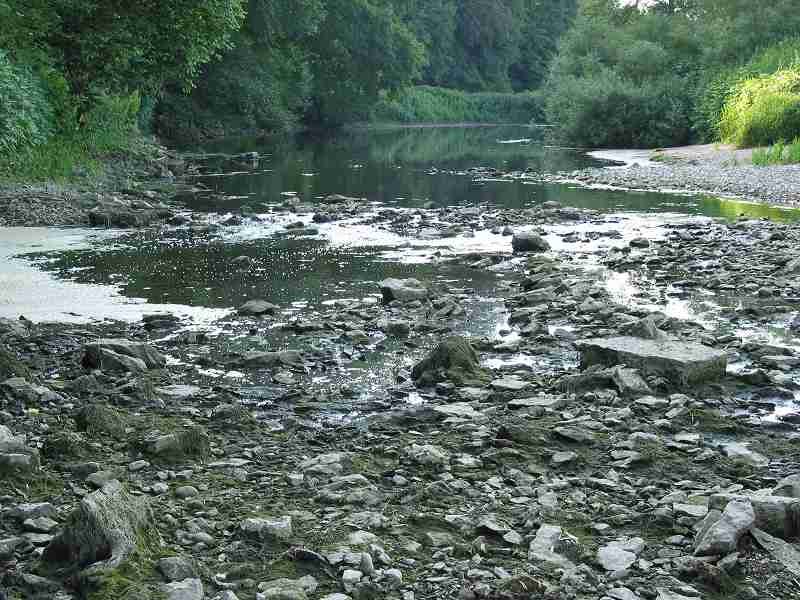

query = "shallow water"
[3, 125, 800, 420]
[8, 125, 800, 321]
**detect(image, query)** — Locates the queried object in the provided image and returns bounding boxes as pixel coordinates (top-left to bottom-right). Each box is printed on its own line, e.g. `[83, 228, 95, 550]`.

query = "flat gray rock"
[694, 499, 754, 556]
[576, 336, 728, 385]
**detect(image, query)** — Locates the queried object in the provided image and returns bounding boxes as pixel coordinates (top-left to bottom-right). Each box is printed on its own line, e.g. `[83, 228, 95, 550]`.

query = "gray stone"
[83, 339, 166, 370]
[773, 473, 800, 498]
[597, 538, 644, 571]
[380, 278, 428, 303]
[298, 452, 351, 477]
[512, 231, 550, 253]
[491, 376, 529, 392]
[721, 442, 769, 468]
[240, 516, 293, 541]
[404, 444, 450, 467]
[163, 578, 204, 600]
[238, 299, 280, 315]
[258, 575, 317, 600]
[694, 499, 754, 556]
[158, 556, 198, 582]
[0, 425, 40, 475]
[577, 336, 728, 385]
[528, 524, 575, 570]
[709, 493, 800, 539]
[237, 350, 304, 369]
[750, 527, 800, 576]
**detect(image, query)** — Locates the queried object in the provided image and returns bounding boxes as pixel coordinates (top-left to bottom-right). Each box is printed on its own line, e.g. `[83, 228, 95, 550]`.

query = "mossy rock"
[411, 336, 488, 386]
[75, 404, 128, 440]
[41, 431, 88, 460]
[142, 425, 210, 463]
[0, 344, 29, 380]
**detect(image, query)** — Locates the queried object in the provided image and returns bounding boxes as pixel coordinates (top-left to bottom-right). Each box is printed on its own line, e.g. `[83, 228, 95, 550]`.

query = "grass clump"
[752, 137, 800, 165]
[720, 68, 800, 147]
[370, 86, 543, 124]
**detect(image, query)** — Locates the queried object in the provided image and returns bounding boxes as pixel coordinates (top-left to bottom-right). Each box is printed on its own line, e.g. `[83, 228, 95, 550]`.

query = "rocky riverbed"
[1, 186, 800, 600]
[514, 160, 800, 207]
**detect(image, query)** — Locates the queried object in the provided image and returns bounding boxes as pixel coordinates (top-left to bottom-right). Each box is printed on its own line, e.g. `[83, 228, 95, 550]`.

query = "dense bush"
[720, 69, 800, 147]
[0, 50, 54, 154]
[694, 38, 800, 142]
[370, 86, 542, 124]
[543, 13, 696, 148]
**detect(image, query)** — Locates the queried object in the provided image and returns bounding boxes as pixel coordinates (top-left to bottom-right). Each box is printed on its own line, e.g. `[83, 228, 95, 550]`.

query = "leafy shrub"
[752, 137, 800, 166]
[370, 86, 543, 124]
[720, 69, 800, 147]
[695, 38, 800, 142]
[0, 50, 54, 155]
[545, 67, 691, 148]
[542, 14, 696, 148]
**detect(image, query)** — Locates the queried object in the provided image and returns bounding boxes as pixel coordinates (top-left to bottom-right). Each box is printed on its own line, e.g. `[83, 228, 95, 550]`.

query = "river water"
[3, 125, 798, 322]
[2, 125, 800, 420]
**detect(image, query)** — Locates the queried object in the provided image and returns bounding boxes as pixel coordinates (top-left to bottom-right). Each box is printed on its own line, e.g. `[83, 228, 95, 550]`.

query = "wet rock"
[43, 480, 158, 576]
[411, 336, 486, 385]
[618, 315, 667, 340]
[694, 499, 754, 556]
[577, 336, 728, 385]
[720, 441, 768, 468]
[380, 278, 429, 303]
[238, 299, 280, 316]
[512, 232, 550, 253]
[83, 339, 166, 370]
[236, 350, 303, 369]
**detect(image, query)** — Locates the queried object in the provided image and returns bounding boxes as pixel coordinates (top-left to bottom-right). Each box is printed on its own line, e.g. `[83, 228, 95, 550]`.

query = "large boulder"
[43, 480, 159, 576]
[694, 499, 754, 556]
[576, 336, 727, 386]
[709, 493, 800, 540]
[83, 339, 166, 371]
[380, 278, 429, 303]
[411, 336, 487, 385]
[512, 232, 550, 253]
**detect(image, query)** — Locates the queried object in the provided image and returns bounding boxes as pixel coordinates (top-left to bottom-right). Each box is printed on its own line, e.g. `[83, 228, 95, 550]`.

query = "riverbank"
[0, 142, 205, 228]
[1, 174, 800, 599]
[530, 144, 800, 206]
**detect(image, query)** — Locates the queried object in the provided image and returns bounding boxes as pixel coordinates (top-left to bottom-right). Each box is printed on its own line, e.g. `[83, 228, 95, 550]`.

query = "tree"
[307, 0, 424, 124]
[45, 0, 247, 96]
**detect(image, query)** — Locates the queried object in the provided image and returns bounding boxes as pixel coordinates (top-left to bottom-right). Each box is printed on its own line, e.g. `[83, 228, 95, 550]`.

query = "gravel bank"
[540, 162, 800, 206]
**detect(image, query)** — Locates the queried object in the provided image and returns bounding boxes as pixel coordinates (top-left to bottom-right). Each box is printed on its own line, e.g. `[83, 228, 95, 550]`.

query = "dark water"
[21, 126, 800, 313]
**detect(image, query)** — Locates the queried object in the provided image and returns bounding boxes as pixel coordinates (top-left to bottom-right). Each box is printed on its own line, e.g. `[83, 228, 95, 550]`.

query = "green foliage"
[370, 86, 542, 124]
[0, 50, 54, 154]
[720, 69, 800, 147]
[695, 38, 800, 142]
[543, 13, 696, 147]
[752, 137, 800, 166]
[307, 0, 424, 125]
[545, 0, 800, 148]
